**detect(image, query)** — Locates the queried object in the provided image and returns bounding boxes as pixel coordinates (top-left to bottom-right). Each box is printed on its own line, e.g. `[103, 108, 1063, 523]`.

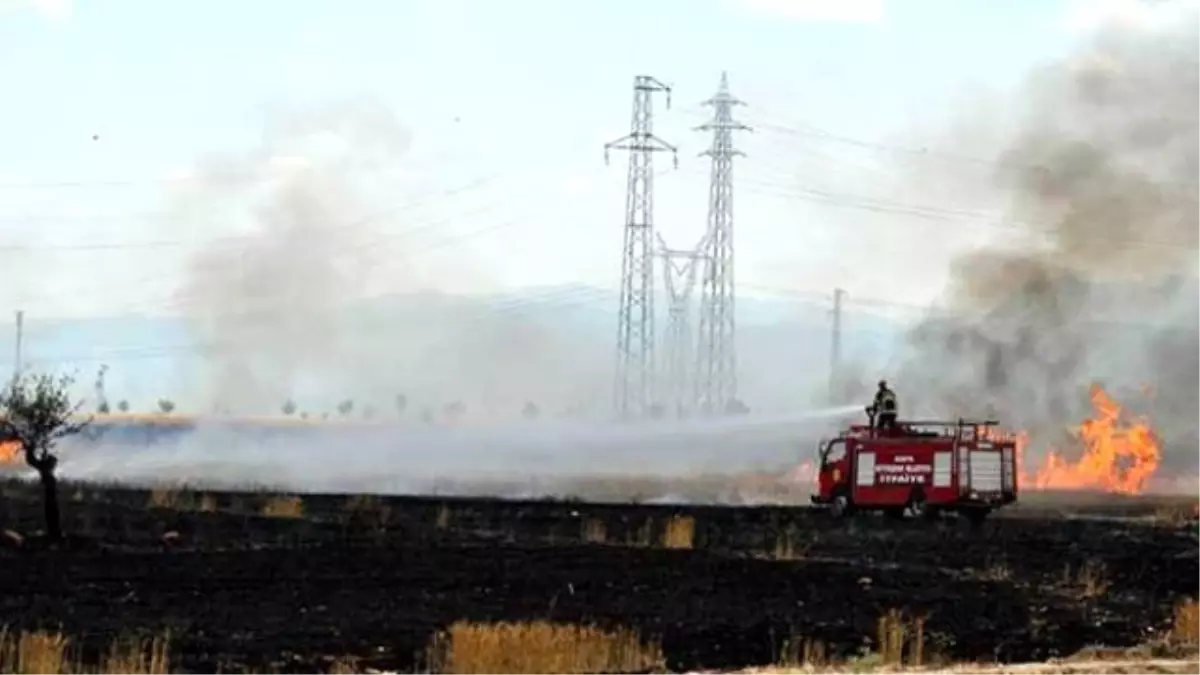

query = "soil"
[0, 479, 1196, 673]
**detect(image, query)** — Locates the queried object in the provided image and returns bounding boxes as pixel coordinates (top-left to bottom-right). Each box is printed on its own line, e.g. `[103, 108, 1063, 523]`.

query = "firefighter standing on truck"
[872, 380, 898, 430]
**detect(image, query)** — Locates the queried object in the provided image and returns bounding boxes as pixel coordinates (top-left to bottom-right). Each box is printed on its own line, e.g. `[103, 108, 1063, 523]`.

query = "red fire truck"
[811, 411, 1019, 523]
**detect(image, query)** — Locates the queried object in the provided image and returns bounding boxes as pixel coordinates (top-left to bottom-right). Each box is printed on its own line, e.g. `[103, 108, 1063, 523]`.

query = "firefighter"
[872, 380, 898, 430]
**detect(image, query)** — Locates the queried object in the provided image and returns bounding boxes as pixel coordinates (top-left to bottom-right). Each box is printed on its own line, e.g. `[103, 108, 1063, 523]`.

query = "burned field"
[0, 480, 1196, 673]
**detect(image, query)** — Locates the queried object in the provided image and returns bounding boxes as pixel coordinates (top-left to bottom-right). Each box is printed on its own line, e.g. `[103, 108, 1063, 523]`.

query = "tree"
[522, 401, 539, 420]
[157, 399, 176, 414]
[94, 364, 110, 414]
[394, 394, 408, 418]
[362, 404, 377, 421]
[337, 399, 354, 417]
[0, 373, 89, 541]
[725, 399, 750, 416]
[116, 400, 129, 413]
[281, 399, 297, 416]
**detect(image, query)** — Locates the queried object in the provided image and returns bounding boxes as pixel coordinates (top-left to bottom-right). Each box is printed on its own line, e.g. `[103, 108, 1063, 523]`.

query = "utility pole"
[657, 233, 709, 418]
[604, 75, 678, 420]
[695, 72, 750, 416]
[12, 310, 23, 384]
[829, 288, 846, 404]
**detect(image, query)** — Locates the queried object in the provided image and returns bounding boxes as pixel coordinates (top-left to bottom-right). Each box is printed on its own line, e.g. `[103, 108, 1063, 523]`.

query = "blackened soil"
[0, 481, 1196, 673]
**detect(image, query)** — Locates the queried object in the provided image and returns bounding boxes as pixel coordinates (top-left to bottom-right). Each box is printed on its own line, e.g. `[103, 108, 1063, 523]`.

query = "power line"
[9, 286, 616, 367]
[0, 172, 504, 253]
[741, 107, 1200, 195]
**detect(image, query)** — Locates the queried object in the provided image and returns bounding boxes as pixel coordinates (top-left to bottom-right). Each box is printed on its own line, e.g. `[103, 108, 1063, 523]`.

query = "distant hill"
[0, 286, 917, 415]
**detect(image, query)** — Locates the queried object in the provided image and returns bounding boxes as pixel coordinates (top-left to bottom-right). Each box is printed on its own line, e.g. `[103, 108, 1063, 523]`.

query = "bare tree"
[94, 364, 110, 414]
[0, 373, 89, 541]
[522, 401, 539, 420]
[725, 399, 750, 416]
[157, 399, 176, 414]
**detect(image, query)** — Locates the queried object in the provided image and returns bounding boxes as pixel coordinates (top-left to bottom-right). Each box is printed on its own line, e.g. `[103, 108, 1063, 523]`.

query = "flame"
[1022, 384, 1162, 495]
[0, 440, 19, 465]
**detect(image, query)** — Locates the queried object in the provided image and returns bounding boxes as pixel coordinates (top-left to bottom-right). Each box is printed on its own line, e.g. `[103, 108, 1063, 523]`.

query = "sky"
[0, 0, 1125, 322]
[0, 0, 1191, 414]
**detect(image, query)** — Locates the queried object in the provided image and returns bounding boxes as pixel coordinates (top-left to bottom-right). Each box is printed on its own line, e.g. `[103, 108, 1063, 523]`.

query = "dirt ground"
[0, 480, 1196, 673]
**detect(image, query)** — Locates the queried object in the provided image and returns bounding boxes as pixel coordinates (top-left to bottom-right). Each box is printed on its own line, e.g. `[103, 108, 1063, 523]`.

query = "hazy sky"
[0, 0, 1165, 321]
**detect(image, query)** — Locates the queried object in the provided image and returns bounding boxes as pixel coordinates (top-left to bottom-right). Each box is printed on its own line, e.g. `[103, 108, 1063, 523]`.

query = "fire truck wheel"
[907, 489, 932, 519]
[961, 507, 990, 526]
[830, 491, 853, 519]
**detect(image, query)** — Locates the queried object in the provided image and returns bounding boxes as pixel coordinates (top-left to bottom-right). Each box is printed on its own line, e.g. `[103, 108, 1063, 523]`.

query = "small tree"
[94, 364, 110, 414]
[362, 404, 377, 421]
[444, 401, 465, 421]
[0, 373, 89, 541]
[281, 399, 297, 416]
[157, 399, 176, 414]
[522, 401, 539, 420]
[725, 398, 750, 415]
[394, 393, 408, 418]
[116, 400, 129, 413]
[337, 399, 354, 417]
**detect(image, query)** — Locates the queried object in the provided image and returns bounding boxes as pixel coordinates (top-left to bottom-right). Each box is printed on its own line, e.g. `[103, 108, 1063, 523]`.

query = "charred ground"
[0, 480, 1196, 673]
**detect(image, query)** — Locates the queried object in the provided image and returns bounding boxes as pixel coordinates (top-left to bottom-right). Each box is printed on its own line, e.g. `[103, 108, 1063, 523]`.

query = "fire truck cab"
[811, 411, 1019, 523]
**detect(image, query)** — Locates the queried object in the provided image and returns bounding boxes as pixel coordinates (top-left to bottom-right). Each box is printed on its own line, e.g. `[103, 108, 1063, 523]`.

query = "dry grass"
[425, 620, 664, 674]
[0, 627, 70, 674]
[771, 528, 809, 561]
[342, 495, 390, 531]
[325, 655, 360, 674]
[1074, 561, 1110, 599]
[1153, 502, 1199, 526]
[581, 518, 607, 544]
[148, 489, 185, 510]
[147, 489, 219, 514]
[980, 559, 1013, 582]
[0, 627, 170, 674]
[260, 495, 304, 519]
[627, 518, 653, 547]
[1170, 598, 1199, 647]
[659, 515, 695, 550]
[776, 636, 827, 669]
[874, 609, 930, 668]
[435, 503, 452, 530]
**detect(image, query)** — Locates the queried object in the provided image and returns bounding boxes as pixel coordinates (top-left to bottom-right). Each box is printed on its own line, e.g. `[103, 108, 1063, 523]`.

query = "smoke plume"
[169, 101, 611, 418]
[895, 1, 1199, 472]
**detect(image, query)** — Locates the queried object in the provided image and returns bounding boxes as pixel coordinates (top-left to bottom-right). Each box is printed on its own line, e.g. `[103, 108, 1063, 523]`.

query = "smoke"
[169, 100, 612, 418]
[894, 1, 1199, 470]
[39, 406, 858, 502]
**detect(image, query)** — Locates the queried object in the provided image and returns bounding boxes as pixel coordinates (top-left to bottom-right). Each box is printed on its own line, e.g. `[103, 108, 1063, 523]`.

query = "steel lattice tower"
[657, 233, 709, 418]
[695, 72, 750, 416]
[604, 76, 678, 420]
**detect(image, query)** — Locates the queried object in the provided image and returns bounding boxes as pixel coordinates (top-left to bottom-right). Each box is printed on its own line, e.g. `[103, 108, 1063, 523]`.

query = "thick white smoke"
[46, 405, 860, 500]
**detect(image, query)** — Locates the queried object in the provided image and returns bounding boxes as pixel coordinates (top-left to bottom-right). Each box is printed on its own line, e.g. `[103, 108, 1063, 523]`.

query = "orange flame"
[0, 440, 19, 465]
[1022, 384, 1162, 495]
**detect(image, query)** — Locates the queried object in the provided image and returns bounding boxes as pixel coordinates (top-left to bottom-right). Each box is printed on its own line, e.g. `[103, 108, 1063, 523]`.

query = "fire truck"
[811, 409, 1019, 523]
